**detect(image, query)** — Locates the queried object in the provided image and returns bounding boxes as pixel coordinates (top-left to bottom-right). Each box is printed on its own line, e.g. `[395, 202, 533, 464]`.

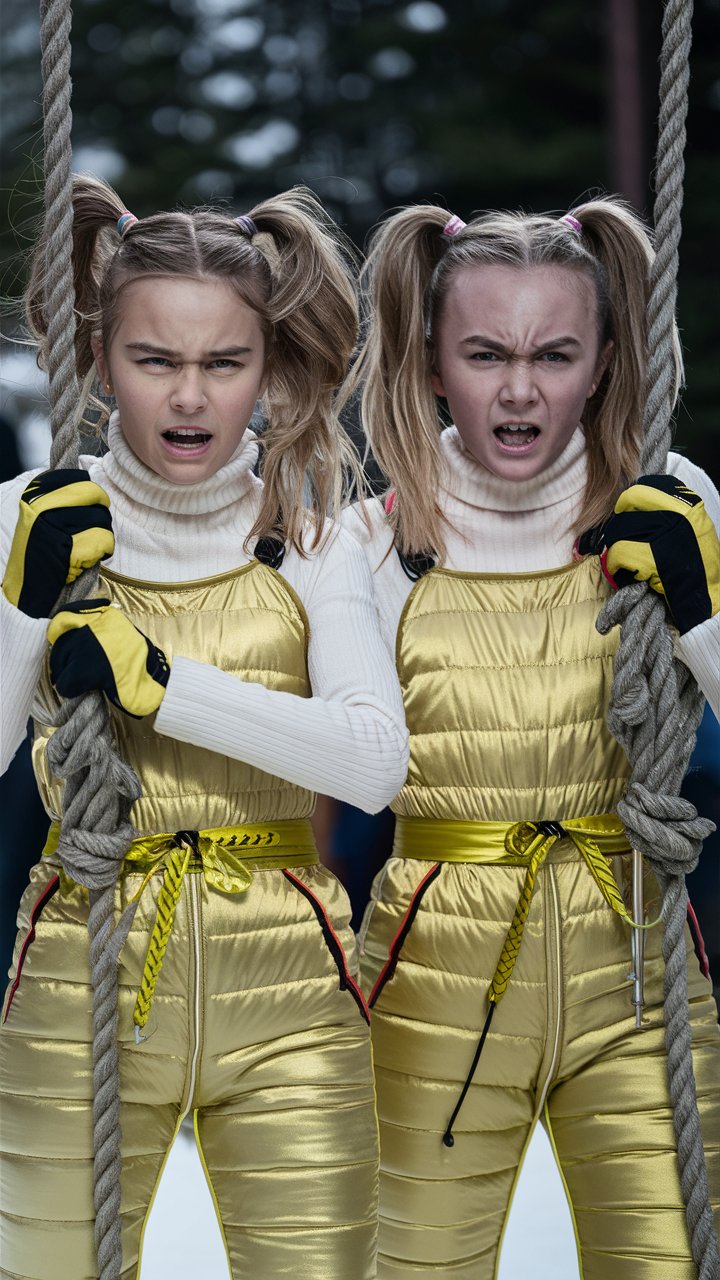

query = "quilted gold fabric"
[2, 858, 377, 1280]
[32, 561, 315, 831]
[362, 557, 720, 1279]
[392, 557, 630, 822]
[2, 563, 378, 1279]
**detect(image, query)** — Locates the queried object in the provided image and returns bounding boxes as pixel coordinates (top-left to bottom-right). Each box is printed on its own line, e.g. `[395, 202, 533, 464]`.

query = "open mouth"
[162, 428, 213, 451]
[493, 424, 540, 449]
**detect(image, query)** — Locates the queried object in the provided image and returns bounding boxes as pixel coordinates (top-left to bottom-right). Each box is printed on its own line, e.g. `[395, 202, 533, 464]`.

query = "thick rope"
[40, 1, 141, 1275]
[597, 1, 720, 1274]
[40, 0, 78, 458]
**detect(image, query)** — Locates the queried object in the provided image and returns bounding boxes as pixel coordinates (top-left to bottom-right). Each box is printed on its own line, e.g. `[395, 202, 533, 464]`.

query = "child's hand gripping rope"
[2, 469, 115, 618]
[578, 475, 720, 634]
[48, 599, 170, 718]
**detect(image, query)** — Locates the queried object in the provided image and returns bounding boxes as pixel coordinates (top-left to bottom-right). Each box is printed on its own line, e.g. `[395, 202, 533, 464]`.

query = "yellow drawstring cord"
[392, 814, 658, 1008]
[491, 820, 657, 1005]
[42, 819, 318, 1043]
[126, 824, 317, 1042]
[133, 845, 191, 1041]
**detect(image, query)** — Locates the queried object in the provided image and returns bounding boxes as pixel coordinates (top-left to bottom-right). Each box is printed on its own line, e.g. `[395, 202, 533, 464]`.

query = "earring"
[105, 383, 113, 394]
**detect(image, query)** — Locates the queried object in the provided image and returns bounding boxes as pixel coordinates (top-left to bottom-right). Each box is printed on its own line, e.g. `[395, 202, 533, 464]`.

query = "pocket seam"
[3, 873, 60, 1024]
[368, 861, 442, 1008]
[282, 870, 370, 1025]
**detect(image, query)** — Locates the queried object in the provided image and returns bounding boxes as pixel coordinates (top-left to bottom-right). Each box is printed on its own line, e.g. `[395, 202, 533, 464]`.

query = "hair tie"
[561, 213, 583, 235]
[442, 214, 467, 238]
[117, 211, 138, 240]
[235, 214, 258, 237]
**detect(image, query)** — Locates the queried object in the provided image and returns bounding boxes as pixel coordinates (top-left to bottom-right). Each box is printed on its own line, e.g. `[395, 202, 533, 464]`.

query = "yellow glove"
[3, 469, 114, 617]
[48, 598, 170, 718]
[581, 475, 720, 634]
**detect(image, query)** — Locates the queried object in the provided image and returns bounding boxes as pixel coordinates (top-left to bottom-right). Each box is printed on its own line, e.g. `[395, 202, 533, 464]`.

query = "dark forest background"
[1, 0, 719, 481]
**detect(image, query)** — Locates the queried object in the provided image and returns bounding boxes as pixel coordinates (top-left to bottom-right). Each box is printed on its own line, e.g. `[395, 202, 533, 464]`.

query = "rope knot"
[56, 822, 137, 889]
[618, 784, 714, 877]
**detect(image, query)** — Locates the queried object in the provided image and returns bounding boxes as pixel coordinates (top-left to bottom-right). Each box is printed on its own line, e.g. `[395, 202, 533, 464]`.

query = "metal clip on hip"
[629, 847, 646, 1028]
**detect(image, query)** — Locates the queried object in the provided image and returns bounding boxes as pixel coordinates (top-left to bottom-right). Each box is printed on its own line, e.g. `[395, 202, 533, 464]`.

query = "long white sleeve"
[154, 525, 408, 813]
[676, 616, 720, 720]
[0, 592, 48, 773]
[0, 470, 51, 772]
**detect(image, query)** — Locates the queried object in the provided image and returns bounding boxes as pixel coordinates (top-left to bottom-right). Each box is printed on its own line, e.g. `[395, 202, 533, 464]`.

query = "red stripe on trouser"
[368, 862, 441, 1007]
[688, 898, 710, 978]
[3, 874, 60, 1023]
[282, 870, 370, 1023]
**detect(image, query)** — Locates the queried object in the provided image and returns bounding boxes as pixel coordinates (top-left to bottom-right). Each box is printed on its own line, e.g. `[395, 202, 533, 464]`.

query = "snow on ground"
[140, 1119, 580, 1278]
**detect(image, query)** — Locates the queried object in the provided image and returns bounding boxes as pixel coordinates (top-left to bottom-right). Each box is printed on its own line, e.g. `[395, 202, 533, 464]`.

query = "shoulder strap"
[385, 489, 436, 580]
[396, 548, 437, 581]
[254, 535, 286, 569]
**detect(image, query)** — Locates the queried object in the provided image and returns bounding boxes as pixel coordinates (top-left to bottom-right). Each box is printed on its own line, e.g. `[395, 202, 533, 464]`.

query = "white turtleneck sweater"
[342, 427, 720, 717]
[0, 417, 408, 811]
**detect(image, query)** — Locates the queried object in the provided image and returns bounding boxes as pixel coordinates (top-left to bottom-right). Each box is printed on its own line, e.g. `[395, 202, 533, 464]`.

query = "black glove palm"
[577, 475, 720, 634]
[48, 598, 170, 718]
[2, 469, 114, 618]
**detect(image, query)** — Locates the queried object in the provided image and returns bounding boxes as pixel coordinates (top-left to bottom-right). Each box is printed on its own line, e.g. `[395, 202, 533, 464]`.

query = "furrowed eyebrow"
[208, 347, 253, 357]
[126, 343, 182, 357]
[125, 343, 253, 357]
[533, 336, 581, 352]
[460, 335, 582, 352]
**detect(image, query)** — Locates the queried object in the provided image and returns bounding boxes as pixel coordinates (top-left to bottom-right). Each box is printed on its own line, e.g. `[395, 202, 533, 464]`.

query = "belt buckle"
[173, 829, 200, 853]
[535, 820, 566, 839]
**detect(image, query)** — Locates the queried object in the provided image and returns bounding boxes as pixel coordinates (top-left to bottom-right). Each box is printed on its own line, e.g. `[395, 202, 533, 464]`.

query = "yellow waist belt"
[43, 819, 319, 1038]
[393, 815, 649, 1005]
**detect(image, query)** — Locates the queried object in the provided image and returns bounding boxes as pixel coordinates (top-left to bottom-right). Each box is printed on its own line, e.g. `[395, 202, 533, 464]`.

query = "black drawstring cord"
[442, 1000, 497, 1148]
[442, 819, 567, 1149]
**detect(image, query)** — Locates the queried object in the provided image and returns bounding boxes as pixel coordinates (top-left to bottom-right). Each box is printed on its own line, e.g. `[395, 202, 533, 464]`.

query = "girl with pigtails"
[343, 199, 720, 1278]
[0, 175, 408, 1280]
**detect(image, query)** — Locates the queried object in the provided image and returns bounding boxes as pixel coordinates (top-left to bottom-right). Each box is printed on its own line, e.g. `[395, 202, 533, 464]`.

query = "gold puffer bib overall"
[1, 562, 378, 1280]
[360, 558, 719, 1280]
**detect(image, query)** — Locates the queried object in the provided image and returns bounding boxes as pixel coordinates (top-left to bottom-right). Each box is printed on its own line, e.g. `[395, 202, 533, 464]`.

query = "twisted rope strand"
[40, 1, 142, 1274]
[40, 0, 77, 459]
[598, 1, 719, 1273]
[643, 0, 691, 470]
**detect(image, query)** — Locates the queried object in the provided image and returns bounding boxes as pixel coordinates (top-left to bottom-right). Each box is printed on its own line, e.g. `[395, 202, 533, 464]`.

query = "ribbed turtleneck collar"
[439, 424, 588, 514]
[94, 412, 261, 516]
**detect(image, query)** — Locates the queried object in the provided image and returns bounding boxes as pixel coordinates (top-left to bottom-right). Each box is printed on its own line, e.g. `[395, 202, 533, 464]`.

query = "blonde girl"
[344, 199, 720, 1278]
[0, 176, 408, 1280]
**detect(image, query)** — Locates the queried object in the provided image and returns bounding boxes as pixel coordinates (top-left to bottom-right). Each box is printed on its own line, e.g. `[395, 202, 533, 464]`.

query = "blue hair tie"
[117, 211, 139, 239]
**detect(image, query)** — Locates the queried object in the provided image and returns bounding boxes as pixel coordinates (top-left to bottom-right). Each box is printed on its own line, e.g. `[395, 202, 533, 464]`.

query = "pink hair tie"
[561, 213, 582, 235]
[117, 211, 139, 239]
[442, 214, 466, 238]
